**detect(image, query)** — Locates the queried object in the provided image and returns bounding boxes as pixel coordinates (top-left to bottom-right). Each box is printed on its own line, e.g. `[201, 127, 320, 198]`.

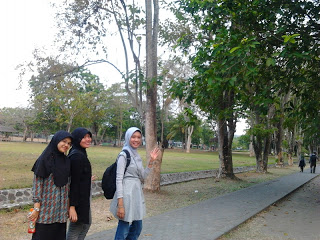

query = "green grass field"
[0, 142, 277, 190]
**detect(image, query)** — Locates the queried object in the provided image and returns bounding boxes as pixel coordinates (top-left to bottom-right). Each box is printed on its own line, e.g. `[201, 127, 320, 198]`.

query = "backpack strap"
[121, 149, 131, 172]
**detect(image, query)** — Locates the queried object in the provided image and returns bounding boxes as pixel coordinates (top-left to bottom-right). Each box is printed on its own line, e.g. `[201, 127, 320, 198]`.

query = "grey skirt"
[110, 177, 146, 223]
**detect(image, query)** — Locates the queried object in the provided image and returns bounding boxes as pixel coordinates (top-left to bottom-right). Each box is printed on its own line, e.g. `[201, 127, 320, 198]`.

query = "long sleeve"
[32, 175, 44, 203]
[116, 153, 152, 199]
[69, 153, 83, 207]
[142, 166, 151, 179]
[32, 174, 70, 223]
[68, 151, 92, 224]
[115, 155, 126, 199]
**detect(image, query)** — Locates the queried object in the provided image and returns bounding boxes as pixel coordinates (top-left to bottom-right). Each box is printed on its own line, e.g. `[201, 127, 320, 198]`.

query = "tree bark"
[217, 118, 236, 178]
[186, 126, 194, 153]
[287, 129, 295, 166]
[144, 0, 162, 191]
[23, 127, 28, 142]
[275, 120, 284, 166]
[252, 104, 275, 172]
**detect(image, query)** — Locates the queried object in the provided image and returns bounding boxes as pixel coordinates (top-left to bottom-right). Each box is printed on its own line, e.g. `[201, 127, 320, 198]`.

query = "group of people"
[298, 151, 318, 173]
[28, 127, 160, 240]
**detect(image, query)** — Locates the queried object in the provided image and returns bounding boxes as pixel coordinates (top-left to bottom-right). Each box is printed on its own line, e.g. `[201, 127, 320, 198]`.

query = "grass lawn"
[0, 142, 279, 190]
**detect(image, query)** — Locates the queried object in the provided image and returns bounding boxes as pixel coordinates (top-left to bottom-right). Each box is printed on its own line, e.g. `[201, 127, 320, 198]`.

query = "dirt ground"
[219, 174, 320, 240]
[0, 167, 307, 240]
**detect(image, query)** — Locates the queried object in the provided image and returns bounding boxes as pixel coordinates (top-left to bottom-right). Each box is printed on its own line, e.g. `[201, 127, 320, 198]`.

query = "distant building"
[0, 125, 17, 141]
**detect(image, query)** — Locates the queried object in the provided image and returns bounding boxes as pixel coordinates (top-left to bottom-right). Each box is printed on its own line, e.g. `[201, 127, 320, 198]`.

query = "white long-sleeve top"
[115, 152, 151, 198]
[110, 151, 152, 222]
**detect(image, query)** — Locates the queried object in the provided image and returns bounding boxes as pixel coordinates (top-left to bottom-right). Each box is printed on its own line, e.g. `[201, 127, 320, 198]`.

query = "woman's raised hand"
[149, 147, 161, 167]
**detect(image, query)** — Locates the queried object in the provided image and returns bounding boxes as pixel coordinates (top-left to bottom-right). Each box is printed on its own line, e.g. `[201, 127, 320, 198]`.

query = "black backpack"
[101, 149, 131, 200]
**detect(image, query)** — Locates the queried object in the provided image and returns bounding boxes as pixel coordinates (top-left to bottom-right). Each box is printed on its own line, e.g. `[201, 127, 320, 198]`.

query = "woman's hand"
[91, 175, 97, 181]
[117, 198, 125, 219]
[117, 205, 125, 219]
[148, 147, 161, 167]
[27, 209, 39, 222]
[69, 206, 78, 222]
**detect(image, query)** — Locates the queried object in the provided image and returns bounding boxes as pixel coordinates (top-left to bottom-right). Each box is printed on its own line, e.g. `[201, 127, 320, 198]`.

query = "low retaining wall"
[0, 165, 263, 210]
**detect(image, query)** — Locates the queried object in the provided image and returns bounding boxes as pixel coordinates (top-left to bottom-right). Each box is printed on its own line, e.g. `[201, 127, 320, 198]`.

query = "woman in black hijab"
[28, 130, 73, 240]
[67, 127, 94, 240]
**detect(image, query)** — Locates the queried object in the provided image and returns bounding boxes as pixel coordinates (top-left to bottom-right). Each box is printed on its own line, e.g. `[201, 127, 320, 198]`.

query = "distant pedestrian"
[309, 152, 318, 173]
[298, 154, 306, 172]
[28, 130, 73, 240]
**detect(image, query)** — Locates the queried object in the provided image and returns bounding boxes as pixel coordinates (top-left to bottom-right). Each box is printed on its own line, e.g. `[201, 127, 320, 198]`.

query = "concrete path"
[86, 170, 319, 240]
[220, 173, 320, 240]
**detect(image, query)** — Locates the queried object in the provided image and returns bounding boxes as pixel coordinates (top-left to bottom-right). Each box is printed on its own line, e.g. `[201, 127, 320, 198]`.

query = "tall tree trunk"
[30, 131, 34, 142]
[248, 118, 255, 157]
[251, 113, 265, 172]
[99, 128, 106, 145]
[23, 127, 28, 142]
[186, 126, 194, 153]
[216, 89, 237, 179]
[262, 133, 271, 171]
[296, 125, 303, 161]
[251, 105, 274, 173]
[287, 129, 295, 166]
[253, 134, 263, 171]
[275, 92, 291, 166]
[91, 122, 98, 146]
[249, 138, 255, 157]
[144, 0, 162, 191]
[217, 119, 236, 178]
[275, 120, 284, 166]
[252, 130, 270, 173]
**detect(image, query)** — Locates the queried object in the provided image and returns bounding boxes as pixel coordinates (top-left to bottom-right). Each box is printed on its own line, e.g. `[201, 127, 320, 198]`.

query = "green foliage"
[247, 124, 275, 138]
[173, 0, 320, 158]
[233, 134, 250, 150]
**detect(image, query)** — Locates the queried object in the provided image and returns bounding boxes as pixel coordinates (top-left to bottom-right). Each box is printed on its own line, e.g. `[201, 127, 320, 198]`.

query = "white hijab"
[122, 127, 144, 177]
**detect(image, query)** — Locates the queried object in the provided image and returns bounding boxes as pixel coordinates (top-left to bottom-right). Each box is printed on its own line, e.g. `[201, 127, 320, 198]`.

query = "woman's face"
[130, 131, 142, 149]
[80, 133, 92, 149]
[57, 137, 72, 153]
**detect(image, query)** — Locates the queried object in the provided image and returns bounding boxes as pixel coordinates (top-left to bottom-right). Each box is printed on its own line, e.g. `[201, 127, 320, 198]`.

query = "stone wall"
[0, 165, 263, 210]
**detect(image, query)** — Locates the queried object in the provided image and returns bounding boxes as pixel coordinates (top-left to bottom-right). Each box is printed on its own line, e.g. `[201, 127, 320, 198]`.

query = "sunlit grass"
[0, 142, 278, 189]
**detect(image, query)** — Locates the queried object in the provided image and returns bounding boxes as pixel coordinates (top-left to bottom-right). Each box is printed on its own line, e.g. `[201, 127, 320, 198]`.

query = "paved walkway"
[86, 170, 319, 240]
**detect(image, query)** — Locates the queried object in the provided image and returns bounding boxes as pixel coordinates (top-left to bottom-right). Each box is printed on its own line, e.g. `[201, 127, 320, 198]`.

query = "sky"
[0, 0, 126, 109]
[0, 0, 248, 134]
[0, 0, 53, 108]
[0, 0, 56, 108]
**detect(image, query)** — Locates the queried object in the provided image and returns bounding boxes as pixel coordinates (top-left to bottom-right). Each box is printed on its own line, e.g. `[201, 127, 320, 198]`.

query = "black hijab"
[31, 130, 73, 187]
[69, 127, 92, 156]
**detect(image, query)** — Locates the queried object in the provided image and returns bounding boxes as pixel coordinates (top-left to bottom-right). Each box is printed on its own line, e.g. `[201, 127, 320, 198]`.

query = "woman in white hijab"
[110, 127, 160, 240]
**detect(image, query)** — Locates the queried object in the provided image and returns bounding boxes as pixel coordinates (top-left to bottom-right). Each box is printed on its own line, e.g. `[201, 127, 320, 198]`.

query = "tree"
[171, 1, 262, 178]
[167, 113, 187, 145]
[171, 0, 320, 174]
[56, 0, 162, 191]
[19, 50, 108, 134]
[0, 107, 36, 141]
[162, 57, 198, 153]
[104, 83, 134, 146]
[73, 69, 109, 145]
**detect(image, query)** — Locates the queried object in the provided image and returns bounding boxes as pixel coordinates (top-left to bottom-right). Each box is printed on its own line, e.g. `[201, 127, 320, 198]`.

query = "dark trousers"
[310, 165, 316, 173]
[300, 166, 304, 172]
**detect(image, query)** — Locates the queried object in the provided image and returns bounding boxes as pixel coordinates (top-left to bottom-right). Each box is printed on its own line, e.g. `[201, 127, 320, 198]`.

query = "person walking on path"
[309, 151, 318, 173]
[298, 154, 306, 172]
[67, 127, 96, 240]
[110, 127, 160, 240]
[28, 130, 73, 240]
